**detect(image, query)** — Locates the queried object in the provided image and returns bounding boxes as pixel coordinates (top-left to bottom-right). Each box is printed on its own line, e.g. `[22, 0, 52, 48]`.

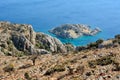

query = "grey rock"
[34, 49, 50, 54]
[36, 33, 67, 53]
[0, 21, 68, 55]
[11, 34, 34, 53]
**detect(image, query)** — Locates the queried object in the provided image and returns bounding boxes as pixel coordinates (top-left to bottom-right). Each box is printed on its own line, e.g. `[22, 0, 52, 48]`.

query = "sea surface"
[0, 0, 120, 46]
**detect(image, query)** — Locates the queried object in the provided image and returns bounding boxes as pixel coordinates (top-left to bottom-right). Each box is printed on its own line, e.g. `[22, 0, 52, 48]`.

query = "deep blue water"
[0, 0, 120, 46]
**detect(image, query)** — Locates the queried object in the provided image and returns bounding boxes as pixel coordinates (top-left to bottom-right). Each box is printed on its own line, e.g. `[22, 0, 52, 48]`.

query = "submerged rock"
[49, 24, 101, 39]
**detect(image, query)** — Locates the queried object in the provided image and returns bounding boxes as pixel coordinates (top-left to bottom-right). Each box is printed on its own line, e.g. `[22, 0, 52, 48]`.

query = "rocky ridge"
[49, 24, 101, 38]
[0, 21, 68, 56]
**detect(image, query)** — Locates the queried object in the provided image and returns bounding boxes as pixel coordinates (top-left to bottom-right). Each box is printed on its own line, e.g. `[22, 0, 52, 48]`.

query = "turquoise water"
[0, 0, 120, 46]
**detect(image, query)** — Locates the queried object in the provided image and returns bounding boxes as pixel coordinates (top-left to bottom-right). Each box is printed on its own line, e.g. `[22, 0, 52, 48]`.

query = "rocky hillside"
[49, 24, 101, 38]
[0, 21, 120, 80]
[0, 42, 120, 80]
[0, 21, 70, 56]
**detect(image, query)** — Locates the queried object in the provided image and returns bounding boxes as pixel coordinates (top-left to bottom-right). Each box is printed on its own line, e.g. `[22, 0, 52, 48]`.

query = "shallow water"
[0, 0, 120, 46]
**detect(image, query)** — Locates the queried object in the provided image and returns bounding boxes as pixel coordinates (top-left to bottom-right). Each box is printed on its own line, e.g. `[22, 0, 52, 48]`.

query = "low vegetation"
[24, 72, 31, 80]
[3, 63, 15, 73]
[88, 55, 116, 68]
[44, 64, 65, 75]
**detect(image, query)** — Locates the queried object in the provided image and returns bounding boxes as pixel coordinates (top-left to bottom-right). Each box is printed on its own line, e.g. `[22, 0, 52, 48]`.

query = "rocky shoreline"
[49, 24, 101, 39]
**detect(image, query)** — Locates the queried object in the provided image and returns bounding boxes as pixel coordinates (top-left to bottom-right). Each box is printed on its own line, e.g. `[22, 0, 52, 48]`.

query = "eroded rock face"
[49, 24, 101, 39]
[36, 33, 67, 53]
[0, 21, 67, 56]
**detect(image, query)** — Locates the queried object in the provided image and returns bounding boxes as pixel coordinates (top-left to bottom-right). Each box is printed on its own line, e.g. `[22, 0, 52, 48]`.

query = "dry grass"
[0, 46, 120, 80]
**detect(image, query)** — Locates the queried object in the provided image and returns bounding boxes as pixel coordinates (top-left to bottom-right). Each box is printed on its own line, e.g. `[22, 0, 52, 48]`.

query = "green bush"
[35, 42, 45, 49]
[96, 56, 114, 66]
[24, 72, 31, 80]
[96, 39, 104, 44]
[87, 39, 104, 49]
[112, 62, 120, 71]
[88, 55, 115, 68]
[17, 78, 23, 80]
[3, 63, 15, 73]
[88, 60, 96, 68]
[115, 34, 120, 39]
[87, 42, 97, 48]
[15, 52, 25, 57]
[112, 39, 118, 44]
[44, 65, 65, 75]
[75, 66, 85, 74]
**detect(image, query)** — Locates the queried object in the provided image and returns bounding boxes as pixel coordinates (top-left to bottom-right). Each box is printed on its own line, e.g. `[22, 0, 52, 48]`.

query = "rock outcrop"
[35, 32, 67, 53]
[0, 21, 67, 56]
[49, 24, 101, 38]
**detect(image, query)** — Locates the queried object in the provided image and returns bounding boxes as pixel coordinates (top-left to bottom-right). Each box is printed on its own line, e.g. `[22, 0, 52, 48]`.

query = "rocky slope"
[0, 42, 120, 80]
[49, 24, 101, 38]
[0, 21, 68, 56]
[0, 21, 120, 80]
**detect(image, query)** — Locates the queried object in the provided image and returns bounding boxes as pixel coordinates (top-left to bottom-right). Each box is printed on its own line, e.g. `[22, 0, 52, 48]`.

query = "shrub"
[112, 62, 120, 71]
[75, 66, 85, 74]
[3, 63, 15, 73]
[15, 52, 25, 57]
[7, 40, 12, 45]
[96, 39, 104, 44]
[86, 72, 92, 76]
[24, 72, 31, 80]
[4, 52, 12, 56]
[115, 34, 120, 39]
[88, 55, 115, 68]
[87, 42, 97, 49]
[44, 65, 65, 75]
[87, 39, 104, 49]
[76, 46, 87, 51]
[19, 64, 32, 69]
[35, 42, 45, 49]
[17, 78, 23, 80]
[96, 56, 114, 66]
[8, 44, 14, 51]
[88, 60, 96, 68]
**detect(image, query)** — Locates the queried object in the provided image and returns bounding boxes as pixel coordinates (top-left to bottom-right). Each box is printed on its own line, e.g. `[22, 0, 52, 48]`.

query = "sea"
[0, 0, 120, 46]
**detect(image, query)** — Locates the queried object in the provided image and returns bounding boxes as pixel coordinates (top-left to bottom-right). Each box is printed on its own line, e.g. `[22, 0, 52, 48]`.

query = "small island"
[49, 24, 101, 39]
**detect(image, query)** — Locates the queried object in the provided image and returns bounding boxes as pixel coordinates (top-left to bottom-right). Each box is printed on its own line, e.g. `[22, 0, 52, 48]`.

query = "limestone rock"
[36, 33, 67, 53]
[0, 21, 68, 55]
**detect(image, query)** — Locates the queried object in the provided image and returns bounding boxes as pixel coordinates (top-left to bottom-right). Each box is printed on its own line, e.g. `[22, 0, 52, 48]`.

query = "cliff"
[0, 21, 68, 56]
[49, 24, 101, 38]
